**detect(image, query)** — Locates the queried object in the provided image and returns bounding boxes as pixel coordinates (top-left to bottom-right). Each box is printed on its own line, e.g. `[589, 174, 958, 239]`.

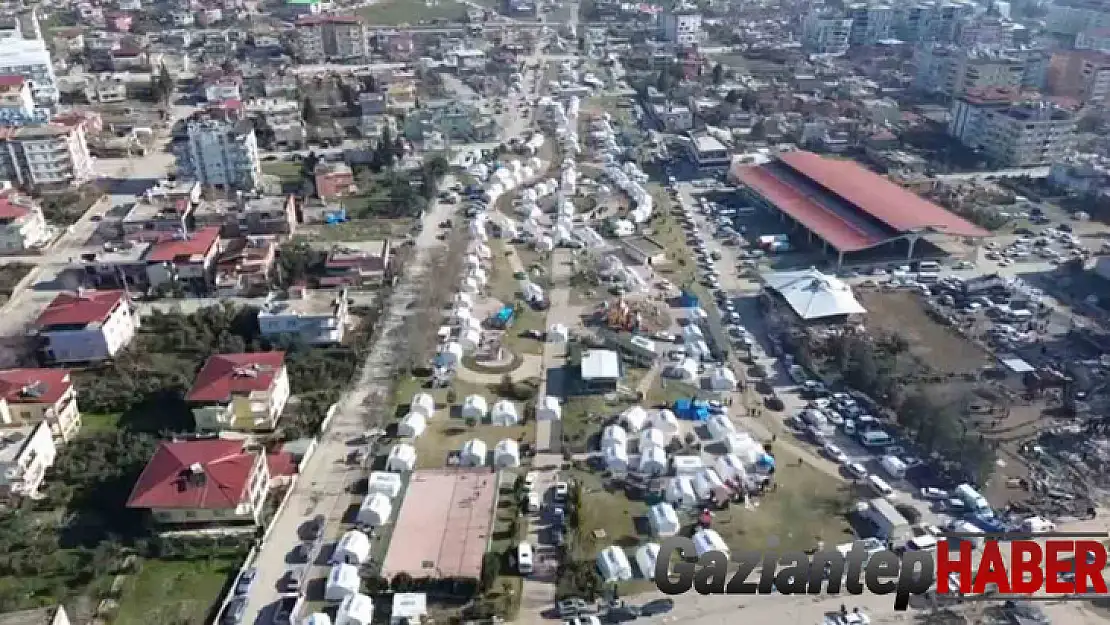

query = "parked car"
[639, 599, 675, 616]
[234, 568, 257, 596]
[553, 481, 570, 501]
[822, 443, 849, 464]
[558, 598, 590, 618]
[222, 597, 247, 625]
[846, 462, 868, 479]
[920, 487, 948, 500]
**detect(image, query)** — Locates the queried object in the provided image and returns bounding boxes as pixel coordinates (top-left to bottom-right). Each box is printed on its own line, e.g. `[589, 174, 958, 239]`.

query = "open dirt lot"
[859, 290, 991, 375]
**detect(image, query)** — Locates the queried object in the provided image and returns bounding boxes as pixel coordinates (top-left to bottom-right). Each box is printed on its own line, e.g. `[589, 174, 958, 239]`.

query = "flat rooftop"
[258, 288, 345, 318]
[380, 468, 498, 580]
[0, 425, 40, 467]
[693, 134, 728, 154]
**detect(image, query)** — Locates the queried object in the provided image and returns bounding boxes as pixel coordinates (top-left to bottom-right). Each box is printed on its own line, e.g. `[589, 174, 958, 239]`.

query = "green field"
[355, 0, 470, 25]
[114, 555, 244, 625]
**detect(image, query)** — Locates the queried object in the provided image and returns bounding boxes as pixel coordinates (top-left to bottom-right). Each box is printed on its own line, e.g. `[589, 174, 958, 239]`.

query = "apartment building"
[1048, 49, 1110, 107]
[949, 91, 1077, 167]
[0, 368, 81, 441]
[257, 286, 349, 345]
[178, 117, 262, 190]
[848, 3, 894, 46]
[127, 438, 271, 526]
[143, 227, 222, 291]
[1077, 27, 1110, 52]
[660, 10, 702, 46]
[0, 124, 95, 189]
[914, 45, 1024, 98]
[0, 38, 58, 106]
[1047, 0, 1110, 37]
[295, 15, 367, 62]
[0, 421, 55, 496]
[0, 76, 34, 117]
[244, 98, 305, 148]
[0, 185, 50, 252]
[896, 1, 975, 43]
[803, 15, 853, 54]
[186, 351, 289, 431]
[120, 180, 202, 241]
[192, 194, 297, 237]
[32, 289, 139, 364]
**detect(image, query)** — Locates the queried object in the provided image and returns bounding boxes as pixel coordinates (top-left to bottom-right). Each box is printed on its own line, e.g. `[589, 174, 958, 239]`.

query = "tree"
[419, 154, 450, 200]
[655, 68, 673, 94]
[301, 97, 319, 125]
[711, 63, 724, 85]
[725, 89, 741, 104]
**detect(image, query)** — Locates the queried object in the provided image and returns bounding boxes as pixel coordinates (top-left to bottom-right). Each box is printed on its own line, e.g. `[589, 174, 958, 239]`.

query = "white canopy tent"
[547, 323, 570, 343]
[666, 476, 697, 507]
[621, 405, 648, 432]
[462, 395, 488, 420]
[304, 614, 331, 625]
[536, 395, 562, 421]
[398, 412, 427, 438]
[669, 358, 699, 382]
[671, 455, 704, 476]
[647, 409, 680, 435]
[366, 471, 402, 498]
[460, 438, 488, 466]
[706, 414, 735, 440]
[725, 432, 763, 465]
[693, 468, 726, 500]
[333, 530, 371, 565]
[602, 424, 628, 448]
[325, 564, 361, 602]
[597, 546, 633, 582]
[693, 528, 730, 558]
[494, 438, 521, 468]
[410, 393, 436, 418]
[715, 454, 748, 481]
[357, 493, 393, 526]
[603, 442, 629, 472]
[763, 268, 867, 320]
[639, 428, 668, 451]
[648, 502, 681, 537]
[335, 594, 374, 625]
[386, 444, 417, 472]
[438, 342, 464, 367]
[491, 400, 520, 426]
[635, 543, 661, 578]
[638, 445, 667, 475]
[707, 367, 738, 391]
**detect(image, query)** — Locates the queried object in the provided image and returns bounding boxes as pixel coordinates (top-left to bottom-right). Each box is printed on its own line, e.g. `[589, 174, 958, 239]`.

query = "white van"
[517, 542, 534, 574]
[906, 535, 938, 552]
[867, 475, 896, 499]
[917, 261, 940, 272]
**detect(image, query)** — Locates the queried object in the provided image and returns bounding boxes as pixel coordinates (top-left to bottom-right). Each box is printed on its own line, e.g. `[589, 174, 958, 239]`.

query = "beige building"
[949, 91, 1077, 167]
[186, 351, 290, 431]
[294, 15, 367, 62]
[1048, 49, 1110, 106]
[257, 286, 350, 345]
[0, 368, 81, 441]
[0, 421, 55, 496]
[0, 123, 95, 188]
[0, 185, 51, 252]
[914, 45, 1025, 98]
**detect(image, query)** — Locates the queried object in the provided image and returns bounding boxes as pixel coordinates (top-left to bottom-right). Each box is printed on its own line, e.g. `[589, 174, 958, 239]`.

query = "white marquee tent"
[335, 594, 374, 625]
[536, 395, 562, 421]
[462, 395, 489, 420]
[671, 455, 704, 476]
[491, 400, 520, 426]
[366, 471, 402, 498]
[666, 476, 697, 507]
[635, 543, 661, 578]
[763, 268, 867, 320]
[386, 443, 417, 472]
[603, 442, 629, 472]
[333, 530, 371, 565]
[693, 528, 730, 558]
[398, 412, 427, 438]
[602, 424, 628, 448]
[639, 427, 668, 451]
[621, 405, 648, 432]
[638, 445, 667, 475]
[325, 564, 361, 602]
[460, 438, 488, 467]
[647, 409, 680, 435]
[410, 393, 436, 418]
[708, 367, 738, 391]
[693, 468, 726, 500]
[715, 454, 747, 481]
[357, 493, 393, 527]
[547, 323, 570, 343]
[494, 438, 521, 468]
[597, 546, 633, 582]
[648, 502, 681, 537]
[706, 414, 735, 440]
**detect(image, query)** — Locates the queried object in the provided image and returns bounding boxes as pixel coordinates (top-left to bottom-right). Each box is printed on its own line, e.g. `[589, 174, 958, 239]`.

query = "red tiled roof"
[776, 151, 991, 240]
[144, 227, 221, 263]
[267, 452, 297, 478]
[0, 196, 30, 220]
[35, 290, 128, 329]
[127, 439, 257, 510]
[186, 352, 286, 403]
[0, 369, 72, 405]
[0, 75, 26, 87]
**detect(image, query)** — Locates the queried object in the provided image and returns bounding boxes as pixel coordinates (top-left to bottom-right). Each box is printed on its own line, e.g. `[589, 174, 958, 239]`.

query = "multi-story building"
[0, 184, 50, 252]
[192, 194, 297, 237]
[32, 289, 139, 364]
[914, 45, 1025, 98]
[0, 76, 34, 117]
[649, 103, 694, 132]
[121, 180, 202, 240]
[1047, 0, 1110, 37]
[0, 124, 96, 189]
[660, 10, 702, 46]
[803, 15, 853, 54]
[295, 15, 366, 62]
[897, 1, 975, 43]
[215, 237, 277, 296]
[178, 117, 262, 190]
[244, 98, 305, 148]
[955, 17, 1012, 48]
[203, 77, 242, 103]
[126, 438, 272, 526]
[1077, 27, 1110, 52]
[848, 3, 894, 46]
[186, 351, 290, 431]
[0, 39, 58, 106]
[949, 91, 1077, 167]
[142, 227, 223, 291]
[0, 368, 81, 441]
[1048, 49, 1110, 106]
[257, 286, 349, 345]
[0, 421, 55, 496]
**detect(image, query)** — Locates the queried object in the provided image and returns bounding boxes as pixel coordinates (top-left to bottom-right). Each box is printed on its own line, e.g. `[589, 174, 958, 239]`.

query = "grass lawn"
[644, 379, 712, 407]
[81, 412, 122, 434]
[298, 219, 415, 242]
[262, 161, 302, 184]
[559, 394, 635, 452]
[502, 308, 546, 356]
[114, 555, 244, 625]
[355, 0, 468, 24]
[413, 418, 532, 469]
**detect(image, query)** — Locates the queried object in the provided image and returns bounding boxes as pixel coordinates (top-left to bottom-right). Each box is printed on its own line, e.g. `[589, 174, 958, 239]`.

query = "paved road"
[238, 177, 458, 625]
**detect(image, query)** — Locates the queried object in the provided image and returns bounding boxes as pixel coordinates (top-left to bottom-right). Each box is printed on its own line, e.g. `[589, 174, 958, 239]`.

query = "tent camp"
[639, 427, 668, 451]
[603, 442, 629, 472]
[386, 443, 417, 472]
[707, 414, 735, 439]
[333, 530, 371, 565]
[638, 445, 667, 475]
[671, 455, 705, 476]
[494, 439, 521, 468]
[647, 409, 680, 435]
[460, 438, 488, 467]
[635, 543, 661, 578]
[536, 395, 562, 421]
[648, 502, 681, 537]
[366, 471, 402, 498]
[762, 268, 867, 321]
[462, 395, 489, 420]
[491, 400, 520, 426]
[725, 432, 763, 464]
[715, 454, 747, 481]
[602, 424, 628, 448]
[548, 324, 570, 343]
[437, 342, 464, 367]
[325, 564, 361, 602]
[398, 412, 427, 438]
[621, 405, 648, 432]
[693, 528, 730, 558]
[597, 546, 633, 582]
[335, 594, 373, 625]
[459, 328, 482, 351]
[410, 393, 435, 419]
[693, 468, 726, 500]
[357, 493, 393, 526]
[668, 357, 699, 382]
[707, 367, 738, 391]
[666, 476, 697, 507]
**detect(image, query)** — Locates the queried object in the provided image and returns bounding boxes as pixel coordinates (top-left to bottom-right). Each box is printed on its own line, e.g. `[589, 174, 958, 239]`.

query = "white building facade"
[0, 38, 58, 106]
[0, 124, 96, 188]
[180, 118, 263, 190]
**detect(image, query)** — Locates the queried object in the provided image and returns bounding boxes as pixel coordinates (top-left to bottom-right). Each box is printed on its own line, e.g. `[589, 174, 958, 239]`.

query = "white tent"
[357, 492, 393, 526]
[693, 468, 726, 500]
[461, 277, 480, 294]
[671, 455, 704, 476]
[597, 546, 633, 582]
[648, 502, 681, 537]
[335, 594, 374, 625]
[534, 235, 555, 252]
[333, 530, 371, 565]
[635, 543, 661, 578]
[621, 406, 648, 432]
[523, 282, 545, 302]
[669, 357, 699, 382]
[707, 414, 735, 440]
[325, 563, 361, 602]
[685, 341, 710, 360]
[647, 409, 680, 435]
[763, 268, 867, 320]
[366, 471, 402, 498]
[386, 443, 417, 472]
[693, 528, 730, 558]
[410, 393, 436, 418]
[715, 454, 748, 481]
[398, 412, 427, 438]
[547, 323, 569, 343]
[450, 305, 472, 324]
[491, 400, 520, 426]
[603, 442, 629, 472]
[494, 438, 521, 468]
[462, 395, 488, 420]
[305, 614, 332, 625]
[460, 314, 482, 334]
[725, 432, 762, 465]
[453, 292, 474, 307]
[459, 328, 482, 352]
[708, 367, 738, 391]
[638, 445, 667, 475]
[639, 427, 668, 451]
[536, 395, 562, 421]
[682, 324, 704, 340]
[438, 342, 464, 367]
[602, 424, 628, 448]
[666, 476, 697, 507]
[460, 438, 488, 467]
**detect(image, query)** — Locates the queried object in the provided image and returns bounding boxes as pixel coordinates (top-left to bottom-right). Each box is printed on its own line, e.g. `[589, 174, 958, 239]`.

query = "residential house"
[0, 368, 81, 441]
[0, 186, 51, 253]
[257, 286, 349, 345]
[322, 242, 390, 287]
[204, 76, 243, 103]
[0, 124, 96, 189]
[0, 421, 55, 497]
[650, 103, 694, 132]
[193, 194, 297, 237]
[32, 290, 139, 364]
[143, 227, 223, 291]
[215, 236, 277, 296]
[187, 351, 290, 431]
[244, 98, 304, 148]
[314, 162, 356, 199]
[126, 438, 271, 525]
[121, 180, 202, 240]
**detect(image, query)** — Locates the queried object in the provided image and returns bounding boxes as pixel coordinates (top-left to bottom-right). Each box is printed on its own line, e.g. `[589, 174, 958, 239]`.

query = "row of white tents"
[595, 528, 730, 583]
[304, 591, 374, 625]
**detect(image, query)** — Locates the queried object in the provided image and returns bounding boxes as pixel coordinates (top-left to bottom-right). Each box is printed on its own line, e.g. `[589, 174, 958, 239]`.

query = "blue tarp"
[677, 290, 699, 309]
[673, 398, 709, 422]
[756, 454, 775, 470]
